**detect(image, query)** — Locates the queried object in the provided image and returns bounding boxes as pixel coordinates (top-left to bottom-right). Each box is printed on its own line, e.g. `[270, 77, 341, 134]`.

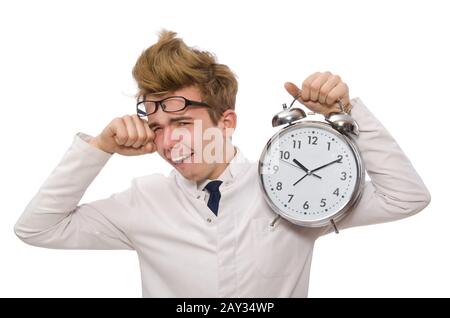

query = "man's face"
[146, 86, 235, 182]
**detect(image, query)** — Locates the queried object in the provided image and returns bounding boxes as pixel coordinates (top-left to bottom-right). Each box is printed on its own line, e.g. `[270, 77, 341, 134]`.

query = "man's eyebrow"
[169, 116, 194, 123]
[148, 116, 194, 129]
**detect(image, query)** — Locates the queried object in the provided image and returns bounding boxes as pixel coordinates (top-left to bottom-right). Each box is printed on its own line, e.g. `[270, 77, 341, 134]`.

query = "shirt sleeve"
[14, 133, 135, 250]
[317, 98, 431, 237]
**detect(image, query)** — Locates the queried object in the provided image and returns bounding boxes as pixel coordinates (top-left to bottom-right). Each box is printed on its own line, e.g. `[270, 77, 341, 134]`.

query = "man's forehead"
[146, 86, 202, 100]
[145, 90, 172, 100]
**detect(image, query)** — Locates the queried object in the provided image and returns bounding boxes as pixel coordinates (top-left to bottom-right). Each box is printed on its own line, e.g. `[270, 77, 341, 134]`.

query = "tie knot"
[204, 180, 223, 193]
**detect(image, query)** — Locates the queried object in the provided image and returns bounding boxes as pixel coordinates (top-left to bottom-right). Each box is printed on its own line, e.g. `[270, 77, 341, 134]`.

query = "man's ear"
[219, 109, 237, 137]
[217, 109, 237, 132]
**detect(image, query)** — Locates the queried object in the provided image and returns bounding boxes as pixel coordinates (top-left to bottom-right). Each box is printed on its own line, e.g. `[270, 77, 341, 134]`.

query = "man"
[14, 30, 431, 297]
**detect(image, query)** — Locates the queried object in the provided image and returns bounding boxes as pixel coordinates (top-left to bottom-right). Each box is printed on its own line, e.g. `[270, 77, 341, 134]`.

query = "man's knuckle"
[319, 85, 329, 95]
[310, 83, 320, 92]
[138, 134, 147, 142]
[127, 131, 136, 141]
[116, 134, 126, 144]
[328, 92, 339, 101]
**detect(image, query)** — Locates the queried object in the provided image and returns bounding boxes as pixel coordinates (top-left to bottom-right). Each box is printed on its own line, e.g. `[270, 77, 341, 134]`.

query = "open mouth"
[171, 152, 194, 165]
[170, 142, 195, 165]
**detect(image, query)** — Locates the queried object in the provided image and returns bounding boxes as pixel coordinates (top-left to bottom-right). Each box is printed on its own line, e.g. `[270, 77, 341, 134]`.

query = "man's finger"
[301, 72, 321, 101]
[143, 119, 155, 145]
[131, 115, 147, 148]
[326, 82, 348, 106]
[309, 72, 331, 102]
[284, 82, 301, 98]
[339, 95, 351, 112]
[123, 115, 138, 147]
[111, 117, 128, 146]
[319, 75, 341, 104]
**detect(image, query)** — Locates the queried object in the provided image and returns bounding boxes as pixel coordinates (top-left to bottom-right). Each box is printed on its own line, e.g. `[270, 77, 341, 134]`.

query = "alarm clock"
[258, 94, 365, 233]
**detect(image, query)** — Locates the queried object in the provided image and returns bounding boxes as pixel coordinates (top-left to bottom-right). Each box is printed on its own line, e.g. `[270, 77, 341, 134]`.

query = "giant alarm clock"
[258, 94, 365, 233]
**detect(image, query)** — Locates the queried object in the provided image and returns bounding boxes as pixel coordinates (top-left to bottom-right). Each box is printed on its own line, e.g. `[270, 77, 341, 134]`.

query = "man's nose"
[162, 127, 180, 150]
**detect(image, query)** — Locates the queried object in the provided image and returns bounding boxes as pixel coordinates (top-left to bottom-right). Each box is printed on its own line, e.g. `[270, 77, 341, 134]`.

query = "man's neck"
[207, 145, 237, 180]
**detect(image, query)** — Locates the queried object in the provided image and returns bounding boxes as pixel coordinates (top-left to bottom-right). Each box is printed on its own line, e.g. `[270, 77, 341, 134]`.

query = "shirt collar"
[172, 146, 249, 196]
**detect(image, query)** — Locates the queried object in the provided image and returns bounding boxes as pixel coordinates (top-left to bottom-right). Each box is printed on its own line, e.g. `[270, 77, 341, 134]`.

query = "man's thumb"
[284, 82, 301, 98]
[143, 142, 156, 153]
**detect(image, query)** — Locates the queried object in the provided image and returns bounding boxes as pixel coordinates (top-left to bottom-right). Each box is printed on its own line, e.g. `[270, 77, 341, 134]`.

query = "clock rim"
[258, 120, 365, 228]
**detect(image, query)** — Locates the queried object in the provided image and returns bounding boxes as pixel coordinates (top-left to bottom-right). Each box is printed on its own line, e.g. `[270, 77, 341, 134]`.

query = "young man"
[15, 31, 431, 297]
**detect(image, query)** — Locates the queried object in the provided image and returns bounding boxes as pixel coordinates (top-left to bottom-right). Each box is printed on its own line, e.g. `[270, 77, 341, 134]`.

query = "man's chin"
[173, 163, 202, 181]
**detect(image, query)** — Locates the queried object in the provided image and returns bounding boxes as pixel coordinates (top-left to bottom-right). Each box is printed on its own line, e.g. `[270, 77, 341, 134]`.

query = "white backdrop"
[0, 0, 448, 297]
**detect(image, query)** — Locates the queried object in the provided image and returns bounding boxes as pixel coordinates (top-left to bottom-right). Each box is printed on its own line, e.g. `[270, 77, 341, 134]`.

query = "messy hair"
[132, 30, 238, 124]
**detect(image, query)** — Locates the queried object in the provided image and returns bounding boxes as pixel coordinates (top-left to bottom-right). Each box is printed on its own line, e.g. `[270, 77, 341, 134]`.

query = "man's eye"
[178, 122, 191, 126]
[152, 127, 161, 132]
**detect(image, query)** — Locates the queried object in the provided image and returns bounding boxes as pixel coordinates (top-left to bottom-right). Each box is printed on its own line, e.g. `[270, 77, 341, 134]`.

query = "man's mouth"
[169, 142, 195, 165]
[171, 152, 194, 164]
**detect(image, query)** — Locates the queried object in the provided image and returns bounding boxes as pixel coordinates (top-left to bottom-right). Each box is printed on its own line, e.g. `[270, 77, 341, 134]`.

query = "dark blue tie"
[204, 180, 223, 215]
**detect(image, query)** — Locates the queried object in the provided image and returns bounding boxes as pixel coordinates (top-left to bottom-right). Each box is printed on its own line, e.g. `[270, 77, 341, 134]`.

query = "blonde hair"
[132, 30, 238, 124]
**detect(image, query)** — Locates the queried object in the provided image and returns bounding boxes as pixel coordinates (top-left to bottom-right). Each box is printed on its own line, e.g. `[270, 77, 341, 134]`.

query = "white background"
[0, 0, 448, 297]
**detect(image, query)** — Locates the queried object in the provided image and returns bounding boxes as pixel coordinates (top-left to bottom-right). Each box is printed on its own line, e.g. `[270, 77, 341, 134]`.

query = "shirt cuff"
[348, 98, 384, 134]
[73, 132, 113, 164]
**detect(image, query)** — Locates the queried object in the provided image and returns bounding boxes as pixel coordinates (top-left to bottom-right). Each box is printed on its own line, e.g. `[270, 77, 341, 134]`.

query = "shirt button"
[206, 218, 212, 223]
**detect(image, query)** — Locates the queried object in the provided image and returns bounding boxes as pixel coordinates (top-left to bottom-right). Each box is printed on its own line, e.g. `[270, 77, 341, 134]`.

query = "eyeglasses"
[137, 96, 210, 117]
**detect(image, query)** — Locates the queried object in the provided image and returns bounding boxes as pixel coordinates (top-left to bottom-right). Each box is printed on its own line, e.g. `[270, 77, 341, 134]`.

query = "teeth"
[171, 143, 193, 164]
[172, 153, 192, 164]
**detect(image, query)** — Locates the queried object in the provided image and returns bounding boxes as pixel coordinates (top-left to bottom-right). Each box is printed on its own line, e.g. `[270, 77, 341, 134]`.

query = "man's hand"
[284, 71, 352, 116]
[89, 115, 156, 156]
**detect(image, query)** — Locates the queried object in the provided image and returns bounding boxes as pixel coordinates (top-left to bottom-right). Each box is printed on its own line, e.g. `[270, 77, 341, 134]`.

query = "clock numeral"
[292, 140, 301, 149]
[327, 142, 331, 151]
[276, 182, 283, 191]
[333, 188, 340, 196]
[337, 155, 343, 163]
[288, 194, 294, 203]
[308, 136, 318, 145]
[340, 172, 347, 180]
[303, 201, 309, 209]
[280, 151, 290, 160]
[320, 198, 327, 207]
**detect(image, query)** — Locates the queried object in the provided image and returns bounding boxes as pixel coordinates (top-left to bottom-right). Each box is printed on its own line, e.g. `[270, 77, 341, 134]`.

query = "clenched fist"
[89, 115, 156, 156]
[285, 71, 352, 116]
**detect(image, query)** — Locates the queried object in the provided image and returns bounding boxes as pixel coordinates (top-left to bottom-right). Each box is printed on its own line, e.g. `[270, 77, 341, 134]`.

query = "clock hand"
[293, 173, 308, 186]
[310, 157, 343, 174]
[292, 158, 322, 179]
[280, 159, 321, 176]
[292, 158, 309, 173]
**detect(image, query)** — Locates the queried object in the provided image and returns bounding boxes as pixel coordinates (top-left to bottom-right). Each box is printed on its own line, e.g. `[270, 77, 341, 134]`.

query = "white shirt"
[197, 150, 236, 207]
[14, 98, 431, 297]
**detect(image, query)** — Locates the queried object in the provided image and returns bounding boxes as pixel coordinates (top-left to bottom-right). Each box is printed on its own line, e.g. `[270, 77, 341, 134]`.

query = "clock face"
[259, 122, 362, 226]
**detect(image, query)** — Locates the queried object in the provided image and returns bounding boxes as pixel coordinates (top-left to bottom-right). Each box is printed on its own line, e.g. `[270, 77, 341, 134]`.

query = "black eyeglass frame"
[136, 96, 210, 117]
